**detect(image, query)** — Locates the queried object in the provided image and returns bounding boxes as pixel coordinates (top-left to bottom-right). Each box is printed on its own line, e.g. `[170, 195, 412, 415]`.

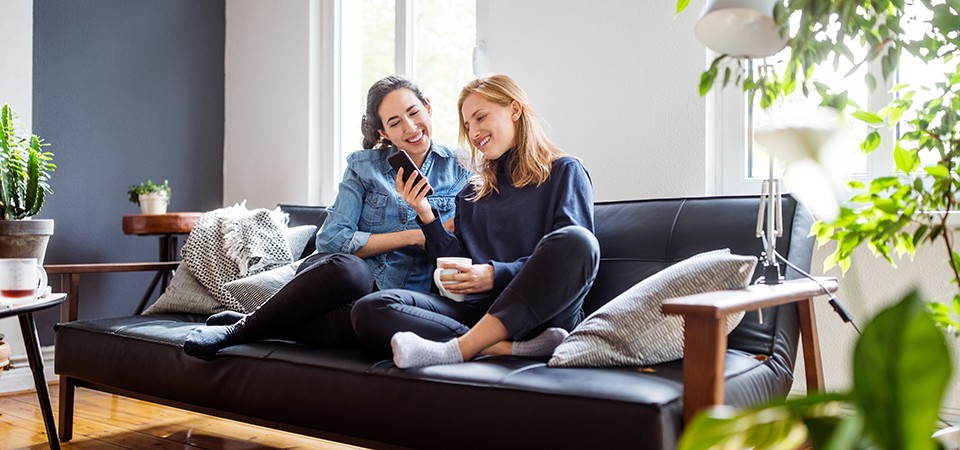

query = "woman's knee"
[295, 253, 374, 297]
[546, 226, 600, 261]
[351, 290, 403, 327]
[351, 290, 405, 352]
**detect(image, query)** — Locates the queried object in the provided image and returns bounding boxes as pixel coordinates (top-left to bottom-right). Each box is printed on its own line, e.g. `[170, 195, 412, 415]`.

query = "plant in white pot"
[127, 179, 171, 215]
[0, 104, 56, 264]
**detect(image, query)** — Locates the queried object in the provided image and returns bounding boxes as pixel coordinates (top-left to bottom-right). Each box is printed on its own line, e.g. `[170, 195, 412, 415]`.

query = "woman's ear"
[424, 97, 433, 115]
[511, 100, 522, 122]
[378, 129, 388, 141]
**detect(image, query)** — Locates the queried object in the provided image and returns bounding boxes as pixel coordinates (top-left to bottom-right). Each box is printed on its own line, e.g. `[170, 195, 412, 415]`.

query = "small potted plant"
[0, 104, 57, 264]
[127, 179, 171, 215]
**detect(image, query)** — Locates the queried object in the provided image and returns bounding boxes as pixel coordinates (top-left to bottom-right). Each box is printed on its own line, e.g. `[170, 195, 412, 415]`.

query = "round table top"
[0, 293, 66, 319]
[122, 212, 203, 235]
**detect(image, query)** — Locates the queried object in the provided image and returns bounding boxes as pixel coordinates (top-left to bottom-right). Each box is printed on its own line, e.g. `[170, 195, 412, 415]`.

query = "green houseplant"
[673, 0, 960, 446]
[127, 179, 171, 214]
[0, 104, 56, 263]
[678, 0, 960, 334]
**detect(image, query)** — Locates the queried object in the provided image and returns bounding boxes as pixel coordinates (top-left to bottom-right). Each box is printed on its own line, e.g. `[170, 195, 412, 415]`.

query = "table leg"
[134, 271, 164, 315]
[159, 234, 178, 291]
[18, 313, 60, 450]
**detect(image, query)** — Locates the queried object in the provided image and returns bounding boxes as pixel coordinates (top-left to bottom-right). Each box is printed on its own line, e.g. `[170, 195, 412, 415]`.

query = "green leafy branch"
[679, 0, 960, 335]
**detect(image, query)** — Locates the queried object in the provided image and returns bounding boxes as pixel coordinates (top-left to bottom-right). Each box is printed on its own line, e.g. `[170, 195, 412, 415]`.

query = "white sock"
[512, 327, 569, 357]
[391, 332, 463, 369]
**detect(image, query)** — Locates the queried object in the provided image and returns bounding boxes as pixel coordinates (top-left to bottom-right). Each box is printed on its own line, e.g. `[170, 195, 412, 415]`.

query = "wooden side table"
[122, 212, 202, 314]
[0, 293, 67, 449]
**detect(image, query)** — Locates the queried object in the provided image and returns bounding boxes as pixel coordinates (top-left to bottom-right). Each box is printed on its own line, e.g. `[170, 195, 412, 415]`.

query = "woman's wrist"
[417, 208, 437, 224]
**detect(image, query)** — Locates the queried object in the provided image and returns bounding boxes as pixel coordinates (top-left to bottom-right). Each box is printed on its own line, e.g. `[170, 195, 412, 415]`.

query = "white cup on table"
[0, 258, 48, 306]
[434, 257, 472, 302]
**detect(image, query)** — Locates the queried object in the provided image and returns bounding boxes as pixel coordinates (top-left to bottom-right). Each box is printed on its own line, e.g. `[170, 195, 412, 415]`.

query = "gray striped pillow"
[223, 260, 302, 313]
[548, 250, 756, 368]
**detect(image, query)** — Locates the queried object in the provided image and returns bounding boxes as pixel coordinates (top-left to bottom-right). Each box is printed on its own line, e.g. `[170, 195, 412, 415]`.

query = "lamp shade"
[695, 0, 787, 58]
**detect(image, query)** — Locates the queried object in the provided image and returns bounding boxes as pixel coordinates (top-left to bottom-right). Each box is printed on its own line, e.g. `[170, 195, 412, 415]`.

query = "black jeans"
[243, 252, 376, 347]
[350, 226, 600, 353]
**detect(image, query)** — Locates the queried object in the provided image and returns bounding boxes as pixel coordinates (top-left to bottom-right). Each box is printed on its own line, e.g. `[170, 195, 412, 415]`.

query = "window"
[338, 0, 476, 177]
[710, 1, 947, 196]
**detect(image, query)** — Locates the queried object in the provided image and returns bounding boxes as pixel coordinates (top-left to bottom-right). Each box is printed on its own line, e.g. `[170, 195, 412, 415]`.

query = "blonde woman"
[351, 74, 599, 368]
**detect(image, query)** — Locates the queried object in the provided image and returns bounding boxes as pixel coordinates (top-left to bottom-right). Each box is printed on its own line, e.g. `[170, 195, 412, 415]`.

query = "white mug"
[433, 257, 472, 302]
[0, 258, 48, 305]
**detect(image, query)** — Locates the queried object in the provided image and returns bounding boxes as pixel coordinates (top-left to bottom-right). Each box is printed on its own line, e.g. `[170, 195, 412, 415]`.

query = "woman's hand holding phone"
[395, 168, 435, 223]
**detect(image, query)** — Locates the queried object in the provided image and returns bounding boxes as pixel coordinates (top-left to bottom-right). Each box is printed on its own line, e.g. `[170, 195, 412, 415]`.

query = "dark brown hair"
[361, 75, 428, 149]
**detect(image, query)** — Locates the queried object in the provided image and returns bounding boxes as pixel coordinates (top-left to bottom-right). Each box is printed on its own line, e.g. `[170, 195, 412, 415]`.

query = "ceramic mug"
[0, 258, 48, 305]
[433, 257, 472, 302]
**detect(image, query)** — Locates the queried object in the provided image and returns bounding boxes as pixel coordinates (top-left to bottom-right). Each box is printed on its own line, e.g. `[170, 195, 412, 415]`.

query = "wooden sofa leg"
[58, 376, 75, 442]
[797, 297, 824, 391]
[681, 315, 727, 423]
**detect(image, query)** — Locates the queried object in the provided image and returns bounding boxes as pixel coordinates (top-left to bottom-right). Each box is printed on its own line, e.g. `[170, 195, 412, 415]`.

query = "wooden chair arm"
[45, 261, 182, 322]
[661, 277, 838, 423]
[45, 261, 181, 274]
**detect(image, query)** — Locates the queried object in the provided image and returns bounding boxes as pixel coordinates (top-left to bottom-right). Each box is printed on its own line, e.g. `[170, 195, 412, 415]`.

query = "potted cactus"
[0, 104, 56, 264]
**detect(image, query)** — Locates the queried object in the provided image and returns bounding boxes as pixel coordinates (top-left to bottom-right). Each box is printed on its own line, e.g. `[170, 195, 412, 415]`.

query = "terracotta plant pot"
[0, 219, 54, 265]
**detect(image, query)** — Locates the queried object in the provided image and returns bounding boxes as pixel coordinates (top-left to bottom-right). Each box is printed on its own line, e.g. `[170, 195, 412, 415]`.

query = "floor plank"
[0, 385, 366, 449]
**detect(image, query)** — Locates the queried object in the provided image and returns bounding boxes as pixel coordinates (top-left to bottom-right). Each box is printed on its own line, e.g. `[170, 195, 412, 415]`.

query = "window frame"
[319, 0, 477, 205]
[708, 50, 897, 196]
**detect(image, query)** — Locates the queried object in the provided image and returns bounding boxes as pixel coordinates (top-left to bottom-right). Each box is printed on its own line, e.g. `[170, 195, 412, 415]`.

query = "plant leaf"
[852, 290, 951, 450]
[852, 110, 884, 124]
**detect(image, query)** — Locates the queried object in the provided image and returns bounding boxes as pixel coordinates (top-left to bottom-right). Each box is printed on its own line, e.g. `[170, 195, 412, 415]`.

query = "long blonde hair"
[457, 74, 565, 200]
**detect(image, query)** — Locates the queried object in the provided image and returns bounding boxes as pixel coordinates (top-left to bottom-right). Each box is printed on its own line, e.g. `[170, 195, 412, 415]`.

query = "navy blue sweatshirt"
[420, 154, 594, 291]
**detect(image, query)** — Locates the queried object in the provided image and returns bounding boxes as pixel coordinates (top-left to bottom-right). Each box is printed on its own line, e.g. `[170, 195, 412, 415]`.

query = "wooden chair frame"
[662, 277, 838, 422]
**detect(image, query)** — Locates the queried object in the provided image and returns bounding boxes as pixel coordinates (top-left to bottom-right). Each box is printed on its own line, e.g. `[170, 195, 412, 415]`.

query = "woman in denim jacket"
[184, 76, 471, 358]
[351, 74, 599, 368]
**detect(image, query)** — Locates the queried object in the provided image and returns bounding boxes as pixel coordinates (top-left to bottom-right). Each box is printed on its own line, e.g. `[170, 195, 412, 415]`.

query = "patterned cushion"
[285, 225, 317, 259]
[143, 262, 225, 315]
[182, 205, 294, 312]
[548, 250, 756, 368]
[223, 260, 302, 313]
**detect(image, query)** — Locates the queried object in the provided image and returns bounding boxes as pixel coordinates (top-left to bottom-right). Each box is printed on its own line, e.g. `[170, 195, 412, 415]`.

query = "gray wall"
[32, 0, 225, 344]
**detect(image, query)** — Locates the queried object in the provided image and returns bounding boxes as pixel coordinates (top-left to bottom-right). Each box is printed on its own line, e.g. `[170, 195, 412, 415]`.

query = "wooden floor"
[0, 385, 366, 449]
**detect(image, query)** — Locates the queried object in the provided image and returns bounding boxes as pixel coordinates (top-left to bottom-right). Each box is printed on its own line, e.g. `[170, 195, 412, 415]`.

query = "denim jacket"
[316, 142, 471, 292]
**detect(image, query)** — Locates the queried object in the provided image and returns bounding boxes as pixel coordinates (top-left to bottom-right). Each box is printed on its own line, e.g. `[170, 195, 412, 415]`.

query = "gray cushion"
[548, 249, 756, 368]
[223, 260, 303, 313]
[143, 262, 224, 315]
[285, 225, 317, 258]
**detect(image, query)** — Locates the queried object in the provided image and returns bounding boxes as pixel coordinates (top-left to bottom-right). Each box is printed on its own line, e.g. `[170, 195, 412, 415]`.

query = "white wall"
[803, 244, 960, 419]
[0, 0, 34, 376]
[481, 0, 706, 200]
[223, 0, 322, 209]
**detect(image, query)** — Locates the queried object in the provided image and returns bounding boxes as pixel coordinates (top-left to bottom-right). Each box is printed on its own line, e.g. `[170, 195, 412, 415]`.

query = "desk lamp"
[695, 0, 787, 284]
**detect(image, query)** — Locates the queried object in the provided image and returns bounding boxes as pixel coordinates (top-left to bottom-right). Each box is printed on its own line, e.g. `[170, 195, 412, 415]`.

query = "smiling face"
[460, 92, 520, 161]
[377, 88, 433, 161]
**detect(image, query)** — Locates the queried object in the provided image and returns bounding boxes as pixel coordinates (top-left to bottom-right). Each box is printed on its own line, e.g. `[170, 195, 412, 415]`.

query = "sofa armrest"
[661, 277, 838, 423]
[45, 262, 182, 322]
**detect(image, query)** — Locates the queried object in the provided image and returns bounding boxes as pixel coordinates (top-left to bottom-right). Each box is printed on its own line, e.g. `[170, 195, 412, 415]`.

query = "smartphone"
[387, 150, 434, 196]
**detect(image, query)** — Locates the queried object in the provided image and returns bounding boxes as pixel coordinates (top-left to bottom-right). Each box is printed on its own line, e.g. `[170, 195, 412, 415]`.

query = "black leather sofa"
[52, 195, 822, 449]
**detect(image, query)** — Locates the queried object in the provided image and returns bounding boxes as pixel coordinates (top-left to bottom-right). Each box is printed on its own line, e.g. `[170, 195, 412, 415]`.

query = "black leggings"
[242, 252, 376, 347]
[350, 226, 600, 353]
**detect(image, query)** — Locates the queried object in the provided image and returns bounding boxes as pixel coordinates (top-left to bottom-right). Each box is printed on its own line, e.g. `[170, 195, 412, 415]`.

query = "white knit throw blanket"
[181, 203, 293, 312]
